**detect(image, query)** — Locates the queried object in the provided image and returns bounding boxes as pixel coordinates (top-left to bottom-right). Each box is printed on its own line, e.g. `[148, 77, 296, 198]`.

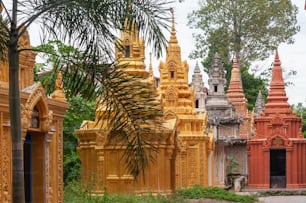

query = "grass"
[64, 182, 257, 203]
[64, 181, 184, 203]
[177, 186, 258, 203]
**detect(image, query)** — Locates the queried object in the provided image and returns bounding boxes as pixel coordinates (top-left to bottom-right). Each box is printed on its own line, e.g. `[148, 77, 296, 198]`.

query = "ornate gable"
[21, 82, 53, 134]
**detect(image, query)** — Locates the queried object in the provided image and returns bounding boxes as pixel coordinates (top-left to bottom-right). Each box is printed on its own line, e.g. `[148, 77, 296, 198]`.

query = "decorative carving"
[45, 132, 50, 203]
[2, 127, 9, 198]
[164, 110, 177, 120]
[271, 114, 283, 126]
[263, 139, 271, 148]
[21, 82, 54, 133]
[57, 122, 64, 203]
[30, 106, 40, 128]
[51, 72, 66, 101]
[188, 147, 198, 186]
[41, 110, 53, 133]
[0, 113, 2, 201]
[21, 103, 32, 130]
[271, 137, 284, 147]
[96, 132, 106, 146]
[168, 60, 177, 71]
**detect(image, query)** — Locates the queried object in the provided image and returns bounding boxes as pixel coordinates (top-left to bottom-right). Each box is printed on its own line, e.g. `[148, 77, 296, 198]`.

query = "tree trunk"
[9, 0, 25, 202]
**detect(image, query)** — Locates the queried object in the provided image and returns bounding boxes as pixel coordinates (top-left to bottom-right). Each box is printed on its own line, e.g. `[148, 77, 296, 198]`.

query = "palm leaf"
[97, 65, 163, 177]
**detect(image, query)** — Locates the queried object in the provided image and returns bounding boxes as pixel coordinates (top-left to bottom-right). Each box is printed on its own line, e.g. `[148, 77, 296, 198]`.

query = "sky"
[2, 0, 304, 105]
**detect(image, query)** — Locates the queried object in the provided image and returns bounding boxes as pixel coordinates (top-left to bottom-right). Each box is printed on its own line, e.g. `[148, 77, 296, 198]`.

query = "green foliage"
[34, 40, 89, 96]
[64, 183, 259, 203]
[291, 103, 306, 138]
[64, 181, 182, 203]
[177, 186, 258, 203]
[63, 96, 95, 185]
[188, 0, 299, 63]
[240, 65, 268, 110]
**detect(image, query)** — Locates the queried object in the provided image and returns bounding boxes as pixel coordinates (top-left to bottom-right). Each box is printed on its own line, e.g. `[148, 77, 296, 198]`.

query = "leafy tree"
[240, 65, 268, 110]
[34, 40, 83, 95]
[0, 0, 171, 201]
[188, 0, 299, 63]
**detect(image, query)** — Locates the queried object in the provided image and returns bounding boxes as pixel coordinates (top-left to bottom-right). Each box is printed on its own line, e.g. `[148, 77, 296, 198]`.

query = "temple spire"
[227, 52, 249, 138]
[169, 8, 178, 44]
[164, 7, 182, 70]
[227, 52, 247, 108]
[228, 53, 243, 92]
[264, 49, 290, 115]
[254, 90, 265, 118]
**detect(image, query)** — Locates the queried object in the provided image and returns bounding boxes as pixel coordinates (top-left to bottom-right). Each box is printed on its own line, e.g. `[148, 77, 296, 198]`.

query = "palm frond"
[21, 0, 172, 59]
[0, 9, 9, 61]
[97, 65, 164, 177]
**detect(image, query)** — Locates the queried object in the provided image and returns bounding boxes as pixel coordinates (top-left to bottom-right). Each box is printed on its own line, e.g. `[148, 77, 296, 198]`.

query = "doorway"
[270, 149, 286, 188]
[24, 132, 45, 202]
[24, 133, 32, 203]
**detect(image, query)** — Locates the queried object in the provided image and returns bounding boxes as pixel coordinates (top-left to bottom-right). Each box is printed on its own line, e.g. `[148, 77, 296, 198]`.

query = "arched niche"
[21, 82, 53, 138]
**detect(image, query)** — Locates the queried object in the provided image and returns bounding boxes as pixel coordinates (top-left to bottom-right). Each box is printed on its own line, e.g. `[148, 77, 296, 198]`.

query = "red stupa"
[248, 50, 306, 189]
[227, 53, 251, 138]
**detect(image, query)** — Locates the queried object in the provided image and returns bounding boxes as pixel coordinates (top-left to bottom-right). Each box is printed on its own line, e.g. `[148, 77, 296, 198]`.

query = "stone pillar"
[45, 129, 54, 203]
[263, 147, 270, 188]
[286, 147, 293, 187]
[208, 150, 214, 186]
[96, 150, 105, 194]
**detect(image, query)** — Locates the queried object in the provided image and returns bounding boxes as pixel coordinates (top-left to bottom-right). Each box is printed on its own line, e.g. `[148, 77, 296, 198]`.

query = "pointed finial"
[232, 52, 239, 69]
[149, 52, 153, 77]
[271, 48, 283, 82]
[170, 7, 174, 30]
[214, 52, 220, 59]
[264, 49, 290, 115]
[169, 8, 178, 44]
[229, 52, 241, 82]
[274, 48, 281, 66]
[258, 90, 262, 98]
[233, 52, 238, 63]
[194, 61, 201, 73]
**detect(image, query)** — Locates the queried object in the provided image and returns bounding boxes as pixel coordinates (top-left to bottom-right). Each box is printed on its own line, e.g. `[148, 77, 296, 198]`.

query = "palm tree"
[0, 0, 172, 202]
